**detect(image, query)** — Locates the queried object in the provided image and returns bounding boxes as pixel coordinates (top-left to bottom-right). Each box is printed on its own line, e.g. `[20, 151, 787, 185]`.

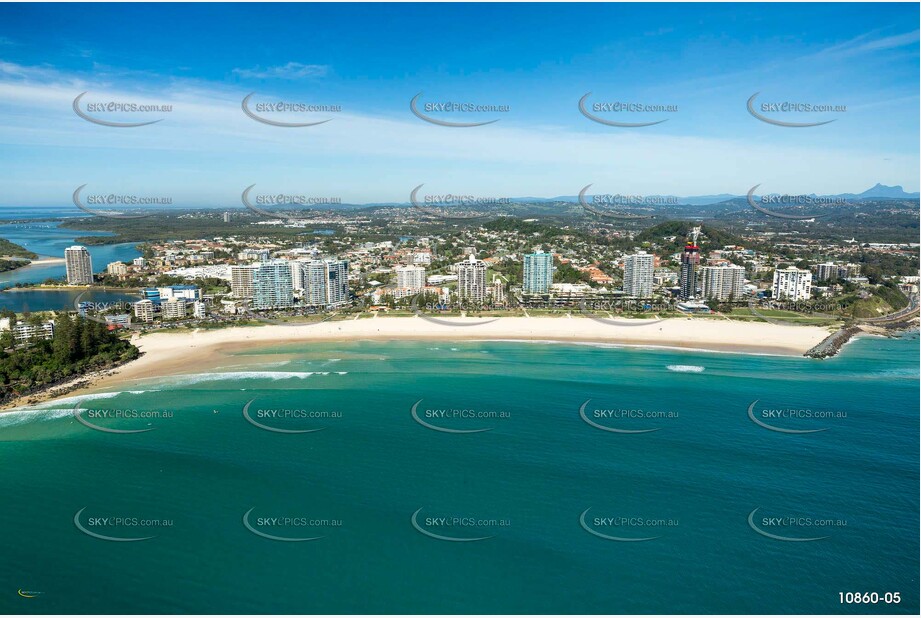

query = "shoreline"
[0, 255, 64, 273]
[1, 316, 837, 412]
[1, 283, 134, 290]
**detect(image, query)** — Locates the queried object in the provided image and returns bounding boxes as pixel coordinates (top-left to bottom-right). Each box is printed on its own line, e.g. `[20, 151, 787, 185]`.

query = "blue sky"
[0, 2, 918, 208]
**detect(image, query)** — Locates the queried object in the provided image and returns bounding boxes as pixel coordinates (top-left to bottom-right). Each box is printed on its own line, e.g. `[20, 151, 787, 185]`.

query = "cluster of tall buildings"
[814, 262, 861, 283]
[230, 258, 349, 310]
[133, 285, 206, 322]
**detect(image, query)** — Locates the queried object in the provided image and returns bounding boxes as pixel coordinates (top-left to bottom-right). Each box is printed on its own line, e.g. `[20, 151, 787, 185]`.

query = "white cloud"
[0, 59, 916, 205]
[232, 62, 329, 80]
[810, 29, 920, 60]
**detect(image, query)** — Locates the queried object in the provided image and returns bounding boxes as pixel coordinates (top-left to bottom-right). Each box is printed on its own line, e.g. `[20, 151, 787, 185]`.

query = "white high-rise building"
[192, 300, 206, 319]
[701, 264, 745, 301]
[290, 261, 306, 292]
[523, 251, 554, 294]
[230, 265, 257, 298]
[133, 299, 155, 323]
[623, 251, 654, 297]
[65, 245, 93, 285]
[772, 267, 813, 302]
[395, 265, 426, 292]
[161, 298, 187, 320]
[456, 255, 487, 302]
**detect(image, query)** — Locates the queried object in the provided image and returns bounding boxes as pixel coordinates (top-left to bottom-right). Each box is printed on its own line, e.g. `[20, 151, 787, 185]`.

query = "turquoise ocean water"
[1, 334, 918, 613]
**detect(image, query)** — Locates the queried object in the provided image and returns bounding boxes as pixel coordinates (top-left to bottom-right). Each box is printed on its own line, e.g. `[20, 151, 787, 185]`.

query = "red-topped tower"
[679, 226, 701, 300]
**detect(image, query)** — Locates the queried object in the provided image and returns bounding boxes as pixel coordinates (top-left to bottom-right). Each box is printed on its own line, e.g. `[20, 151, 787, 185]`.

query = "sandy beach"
[0, 256, 65, 267]
[0, 315, 836, 412]
[23, 257, 65, 266]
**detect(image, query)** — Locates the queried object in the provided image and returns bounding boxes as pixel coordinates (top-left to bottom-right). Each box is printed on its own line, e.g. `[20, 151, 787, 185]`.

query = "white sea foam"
[27, 390, 158, 409]
[0, 390, 161, 426]
[161, 371, 348, 386]
[0, 406, 74, 427]
[478, 339, 787, 357]
[666, 365, 705, 373]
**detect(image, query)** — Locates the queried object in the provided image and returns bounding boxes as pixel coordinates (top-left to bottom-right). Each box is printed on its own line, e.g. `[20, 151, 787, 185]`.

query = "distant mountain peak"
[857, 184, 918, 199]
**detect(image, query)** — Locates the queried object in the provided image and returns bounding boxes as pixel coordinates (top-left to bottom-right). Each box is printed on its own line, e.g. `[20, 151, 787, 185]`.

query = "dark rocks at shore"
[805, 326, 863, 359]
[805, 318, 919, 358]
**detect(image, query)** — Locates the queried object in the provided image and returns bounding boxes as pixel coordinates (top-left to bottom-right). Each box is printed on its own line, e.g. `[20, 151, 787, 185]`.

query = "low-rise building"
[107, 262, 128, 277]
[0, 319, 55, 343]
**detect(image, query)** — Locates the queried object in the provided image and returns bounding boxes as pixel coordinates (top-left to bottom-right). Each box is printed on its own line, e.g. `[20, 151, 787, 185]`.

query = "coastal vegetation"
[0, 237, 39, 273]
[0, 313, 139, 405]
[0, 238, 37, 259]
